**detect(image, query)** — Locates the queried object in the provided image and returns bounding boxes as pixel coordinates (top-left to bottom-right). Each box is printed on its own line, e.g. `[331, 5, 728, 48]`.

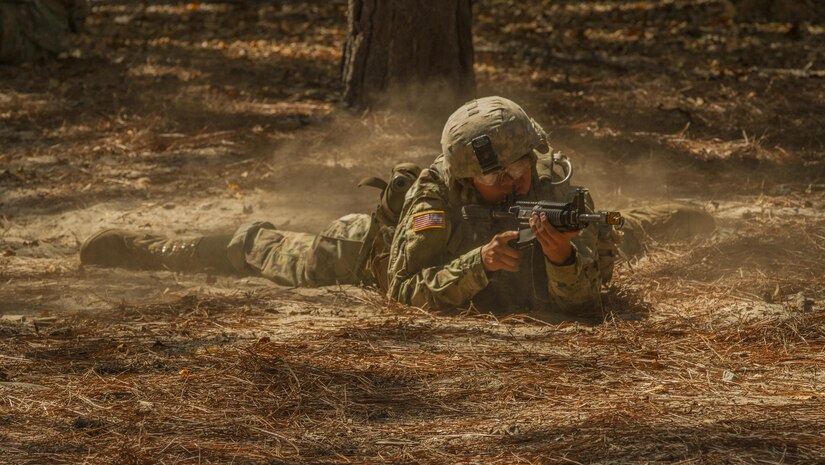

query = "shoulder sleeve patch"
[412, 210, 446, 232]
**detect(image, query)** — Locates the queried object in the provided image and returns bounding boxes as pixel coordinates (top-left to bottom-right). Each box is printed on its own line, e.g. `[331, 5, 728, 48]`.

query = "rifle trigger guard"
[550, 152, 573, 185]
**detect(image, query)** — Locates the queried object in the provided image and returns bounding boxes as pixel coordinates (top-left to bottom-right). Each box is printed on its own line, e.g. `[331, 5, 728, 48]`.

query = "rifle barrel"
[577, 214, 603, 224]
[579, 211, 624, 227]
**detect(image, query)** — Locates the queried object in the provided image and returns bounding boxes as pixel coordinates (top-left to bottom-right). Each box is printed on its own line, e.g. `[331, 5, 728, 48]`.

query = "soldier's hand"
[481, 231, 522, 273]
[530, 212, 580, 265]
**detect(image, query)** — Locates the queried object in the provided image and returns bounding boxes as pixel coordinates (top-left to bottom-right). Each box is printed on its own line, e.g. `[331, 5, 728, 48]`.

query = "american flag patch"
[412, 210, 446, 232]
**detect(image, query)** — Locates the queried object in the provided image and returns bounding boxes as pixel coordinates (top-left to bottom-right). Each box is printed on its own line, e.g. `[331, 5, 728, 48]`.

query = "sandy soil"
[1, 1, 824, 463]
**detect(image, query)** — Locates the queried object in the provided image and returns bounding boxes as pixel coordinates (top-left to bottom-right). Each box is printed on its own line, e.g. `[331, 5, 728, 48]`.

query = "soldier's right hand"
[481, 231, 522, 273]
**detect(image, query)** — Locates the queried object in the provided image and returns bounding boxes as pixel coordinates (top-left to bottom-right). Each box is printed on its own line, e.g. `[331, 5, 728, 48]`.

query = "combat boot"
[80, 229, 234, 273]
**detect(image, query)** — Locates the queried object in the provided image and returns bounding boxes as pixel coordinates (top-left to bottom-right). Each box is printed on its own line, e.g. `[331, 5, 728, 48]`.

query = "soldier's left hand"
[530, 211, 580, 265]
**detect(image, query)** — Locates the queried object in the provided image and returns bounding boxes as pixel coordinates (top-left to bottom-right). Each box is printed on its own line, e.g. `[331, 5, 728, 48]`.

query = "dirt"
[1, 1, 824, 464]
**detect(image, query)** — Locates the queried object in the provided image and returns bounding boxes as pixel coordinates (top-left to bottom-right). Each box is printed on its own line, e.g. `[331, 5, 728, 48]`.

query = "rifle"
[461, 187, 624, 249]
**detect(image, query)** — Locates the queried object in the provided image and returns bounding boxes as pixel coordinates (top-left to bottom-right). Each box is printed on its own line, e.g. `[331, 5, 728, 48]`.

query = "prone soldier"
[80, 96, 715, 314]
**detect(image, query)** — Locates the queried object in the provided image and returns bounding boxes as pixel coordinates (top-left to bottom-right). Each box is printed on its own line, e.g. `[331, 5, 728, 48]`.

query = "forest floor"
[1, 0, 824, 463]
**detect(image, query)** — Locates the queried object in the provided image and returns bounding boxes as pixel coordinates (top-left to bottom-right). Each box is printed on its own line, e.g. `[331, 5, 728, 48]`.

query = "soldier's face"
[472, 167, 532, 204]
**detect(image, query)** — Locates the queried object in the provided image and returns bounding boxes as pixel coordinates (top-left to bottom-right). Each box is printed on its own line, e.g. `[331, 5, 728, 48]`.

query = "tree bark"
[341, 0, 475, 111]
[725, 0, 825, 22]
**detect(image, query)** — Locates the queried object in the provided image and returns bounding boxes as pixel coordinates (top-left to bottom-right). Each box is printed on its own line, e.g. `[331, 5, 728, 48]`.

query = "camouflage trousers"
[226, 214, 372, 287]
[226, 204, 715, 287]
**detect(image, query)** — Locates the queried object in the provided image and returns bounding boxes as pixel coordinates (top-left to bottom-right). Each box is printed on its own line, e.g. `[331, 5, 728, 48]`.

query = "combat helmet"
[441, 96, 549, 179]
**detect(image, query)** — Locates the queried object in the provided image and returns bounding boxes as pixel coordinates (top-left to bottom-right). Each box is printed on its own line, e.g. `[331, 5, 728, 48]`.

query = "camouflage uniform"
[225, 214, 372, 287]
[384, 153, 611, 313]
[82, 181, 712, 310]
[379, 96, 616, 314]
[220, 163, 423, 288]
[0, 0, 88, 63]
[221, 152, 619, 314]
[80, 156, 713, 313]
[199, 97, 711, 314]
[79, 96, 714, 315]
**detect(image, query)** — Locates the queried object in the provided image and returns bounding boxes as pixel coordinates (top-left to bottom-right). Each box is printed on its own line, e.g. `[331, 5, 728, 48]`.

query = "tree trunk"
[341, 0, 475, 111]
[725, 0, 825, 22]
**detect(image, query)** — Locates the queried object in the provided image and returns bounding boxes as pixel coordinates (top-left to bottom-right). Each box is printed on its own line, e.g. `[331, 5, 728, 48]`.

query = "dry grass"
[2, 216, 824, 464]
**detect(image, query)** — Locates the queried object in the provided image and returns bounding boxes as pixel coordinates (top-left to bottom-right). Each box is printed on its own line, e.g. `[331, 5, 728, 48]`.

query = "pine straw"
[2, 210, 824, 465]
[0, 213, 822, 464]
[3, 0, 825, 460]
[1, 267, 824, 464]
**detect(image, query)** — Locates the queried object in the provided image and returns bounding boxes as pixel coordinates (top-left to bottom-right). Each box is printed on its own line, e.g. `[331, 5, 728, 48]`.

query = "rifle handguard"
[461, 188, 624, 248]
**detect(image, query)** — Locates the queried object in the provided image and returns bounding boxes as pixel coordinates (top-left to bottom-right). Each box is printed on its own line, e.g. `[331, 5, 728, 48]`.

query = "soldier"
[81, 96, 715, 313]
[386, 97, 604, 313]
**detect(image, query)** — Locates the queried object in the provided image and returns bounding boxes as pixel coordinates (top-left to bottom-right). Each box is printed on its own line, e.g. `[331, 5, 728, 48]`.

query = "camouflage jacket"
[386, 153, 616, 314]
